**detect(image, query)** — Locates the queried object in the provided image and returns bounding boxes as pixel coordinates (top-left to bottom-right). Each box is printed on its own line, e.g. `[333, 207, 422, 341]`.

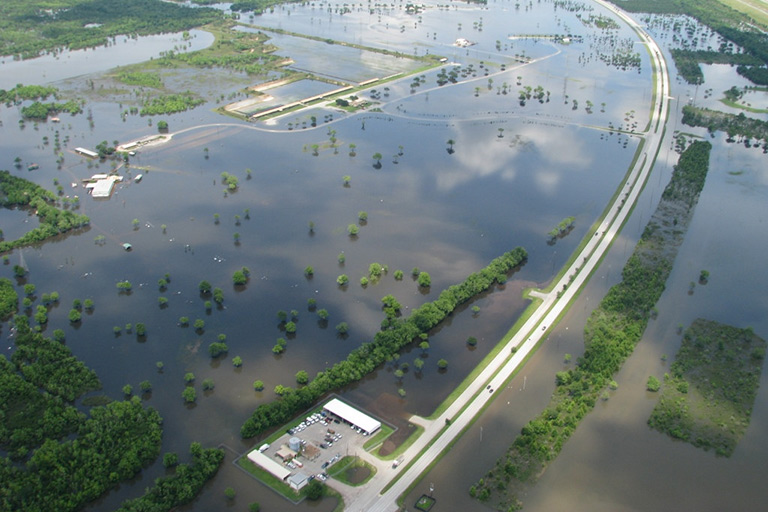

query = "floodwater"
[1, 1, 765, 511]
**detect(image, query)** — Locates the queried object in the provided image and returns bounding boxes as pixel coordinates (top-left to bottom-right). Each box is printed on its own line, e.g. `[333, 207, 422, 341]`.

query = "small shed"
[288, 472, 310, 491]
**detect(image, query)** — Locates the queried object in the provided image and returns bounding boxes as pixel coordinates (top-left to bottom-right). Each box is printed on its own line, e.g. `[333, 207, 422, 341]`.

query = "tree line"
[682, 105, 768, 145]
[115, 445, 225, 512]
[471, 141, 712, 509]
[240, 247, 528, 438]
[0, 171, 90, 254]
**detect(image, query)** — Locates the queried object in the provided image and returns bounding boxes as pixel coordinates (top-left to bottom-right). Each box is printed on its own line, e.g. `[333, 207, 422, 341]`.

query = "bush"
[646, 375, 661, 392]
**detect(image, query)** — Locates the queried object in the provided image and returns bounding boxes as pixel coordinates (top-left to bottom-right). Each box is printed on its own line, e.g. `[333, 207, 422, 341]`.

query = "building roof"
[247, 450, 291, 481]
[323, 398, 381, 434]
[288, 472, 309, 486]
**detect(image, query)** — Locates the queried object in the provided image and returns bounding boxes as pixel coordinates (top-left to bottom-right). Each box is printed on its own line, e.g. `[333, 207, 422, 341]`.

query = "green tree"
[285, 321, 297, 334]
[467, 336, 478, 346]
[417, 272, 431, 287]
[53, 329, 65, 342]
[184, 372, 195, 384]
[358, 211, 368, 222]
[394, 270, 404, 280]
[296, 370, 309, 385]
[68, 309, 81, 323]
[194, 318, 205, 331]
[317, 309, 329, 320]
[163, 452, 179, 468]
[253, 380, 264, 391]
[179, 316, 190, 326]
[233, 269, 247, 285]
[157, 120, 168, 132]
[646, 375, 661, 392]
[224, 487, 235, 500]
[249, 503, 261, 512]
[198, 280, 212, 294]
[304, 266, 314, 277]
[414, 358, 425, 372]
[336, 322, 349, 334]
[372, 152, 382, 167]
[338, 252, 346, 264]
[213, 287, 224, 304]
[232, 355, 243, 367]
[24, 283, 36, 296]
[437, 358, 448, 369]
[136, 323, 146, 336]
[208, 342, 228, 357]
[347, 224, 359, 236]
[305, 480, 324, 500]
[337, 274, 349, 286]
[182, 387, 197, 403]
[202, 378, 215, 391]
[123, 384, 133, 396]
[140, 380, 152, 393]
[343, 175, 351, 186]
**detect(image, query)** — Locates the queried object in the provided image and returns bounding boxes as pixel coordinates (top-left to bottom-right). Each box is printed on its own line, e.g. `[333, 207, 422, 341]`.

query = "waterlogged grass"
[236, 456, 299, 501]
[328, 455, 376, 486]
[648, 319, 766, 457]
[719, 97, 768, 114]
[375, 425, 423, 460]
[363, 424, 394, 451]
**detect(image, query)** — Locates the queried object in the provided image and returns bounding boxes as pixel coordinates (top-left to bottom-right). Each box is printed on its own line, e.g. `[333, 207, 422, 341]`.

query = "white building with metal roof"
[323, 398, 381, 435]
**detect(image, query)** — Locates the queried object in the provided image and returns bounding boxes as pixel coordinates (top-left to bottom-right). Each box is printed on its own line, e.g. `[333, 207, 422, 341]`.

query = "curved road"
[342, 3, 670, 511]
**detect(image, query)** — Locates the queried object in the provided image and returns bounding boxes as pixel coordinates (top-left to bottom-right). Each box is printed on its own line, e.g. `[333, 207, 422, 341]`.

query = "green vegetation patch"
[0, 278, 17, 321]
[0, 171, 90, 254]
[115, 445, 225, 511]
[117, 71, 163, 89]
[472, 141, 712, 510]
[0, 84, 58, 104]
[648, 319, 766, 456]
[328, 456, 376, 486]
[615, 0, 768, 85]
[0, 0, 222, 59]
[682, 105, 768, 143]
[140, 92, 205, 116]
[0, 355, 85, 459]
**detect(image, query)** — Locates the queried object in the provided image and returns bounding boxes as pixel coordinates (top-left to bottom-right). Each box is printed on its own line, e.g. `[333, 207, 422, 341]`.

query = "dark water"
[2, 1, 764, 511]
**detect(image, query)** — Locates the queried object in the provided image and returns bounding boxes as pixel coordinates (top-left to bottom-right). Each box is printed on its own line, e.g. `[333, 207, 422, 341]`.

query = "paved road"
[341, 3, 671, 511]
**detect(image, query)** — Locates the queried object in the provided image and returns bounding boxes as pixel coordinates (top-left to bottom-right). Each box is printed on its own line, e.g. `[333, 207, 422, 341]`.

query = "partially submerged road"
[343, 3, 671, 511]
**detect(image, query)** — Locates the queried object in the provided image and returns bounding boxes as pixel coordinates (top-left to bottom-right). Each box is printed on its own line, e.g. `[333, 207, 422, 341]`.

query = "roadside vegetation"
[648, 319, 766, 457]
[471, 141, 712, 510]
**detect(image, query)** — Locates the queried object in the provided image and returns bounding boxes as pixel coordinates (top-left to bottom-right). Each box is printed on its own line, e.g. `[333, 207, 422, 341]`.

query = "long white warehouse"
[323, 398, 381, 435]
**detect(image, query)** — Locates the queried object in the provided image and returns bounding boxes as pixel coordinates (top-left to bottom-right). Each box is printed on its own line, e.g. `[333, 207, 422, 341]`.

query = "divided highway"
[344, 3, 671, 511]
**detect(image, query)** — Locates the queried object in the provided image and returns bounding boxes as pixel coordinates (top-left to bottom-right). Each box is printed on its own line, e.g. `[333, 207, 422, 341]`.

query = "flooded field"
[1, 1, 766, 511]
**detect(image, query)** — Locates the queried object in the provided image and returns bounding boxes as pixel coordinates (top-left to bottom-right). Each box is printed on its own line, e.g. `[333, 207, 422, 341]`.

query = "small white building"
[85, 175, 122, 198]
[288, 472, 310, 491]
[75, 147, 99, 158]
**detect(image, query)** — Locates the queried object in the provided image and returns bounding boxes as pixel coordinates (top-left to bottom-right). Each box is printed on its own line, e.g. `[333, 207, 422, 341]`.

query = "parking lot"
[262, 410, 374, 484]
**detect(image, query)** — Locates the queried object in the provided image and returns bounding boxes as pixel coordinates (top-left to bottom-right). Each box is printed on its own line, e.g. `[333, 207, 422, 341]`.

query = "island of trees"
[648, 319, 766, 457]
